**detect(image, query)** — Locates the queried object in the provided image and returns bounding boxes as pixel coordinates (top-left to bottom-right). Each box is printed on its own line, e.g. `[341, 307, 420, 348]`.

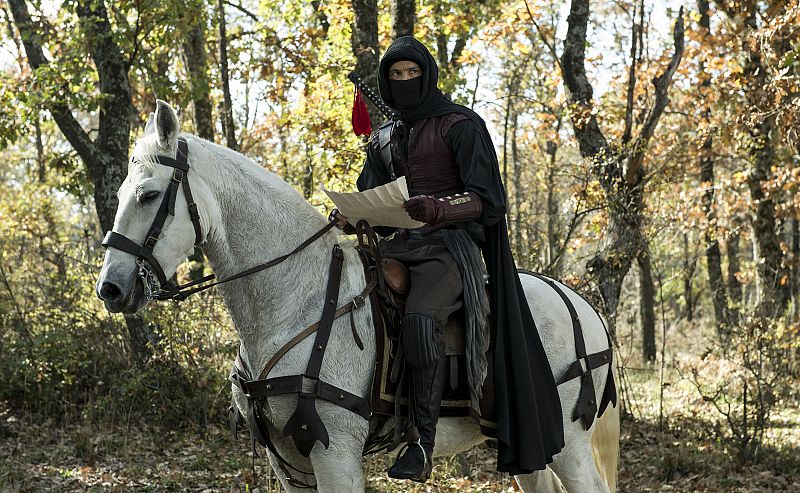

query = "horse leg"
[515, 468, 566, 492]
[264, 449, 317, 493]
[308, 405, 369, 493]
[548, 427, 610, 493]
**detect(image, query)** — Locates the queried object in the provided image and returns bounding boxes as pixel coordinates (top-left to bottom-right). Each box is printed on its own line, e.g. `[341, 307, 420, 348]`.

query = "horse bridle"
[102, 137, 203, 298]
[101, 136, 338, 302]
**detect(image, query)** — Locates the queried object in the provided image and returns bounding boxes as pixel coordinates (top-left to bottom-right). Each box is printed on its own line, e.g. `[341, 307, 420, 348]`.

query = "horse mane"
[131, 132, 326, 229]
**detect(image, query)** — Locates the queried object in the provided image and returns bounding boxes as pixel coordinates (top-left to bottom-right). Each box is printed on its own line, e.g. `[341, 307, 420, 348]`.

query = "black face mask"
[389, 77, 423, 110]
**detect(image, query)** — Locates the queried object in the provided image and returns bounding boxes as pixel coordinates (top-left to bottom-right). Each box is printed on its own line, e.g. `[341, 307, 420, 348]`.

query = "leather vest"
[391, 113, 470, 197]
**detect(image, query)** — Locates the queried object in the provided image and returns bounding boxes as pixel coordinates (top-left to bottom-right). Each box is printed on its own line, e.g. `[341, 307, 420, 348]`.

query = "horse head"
[96, 100, 210, 313]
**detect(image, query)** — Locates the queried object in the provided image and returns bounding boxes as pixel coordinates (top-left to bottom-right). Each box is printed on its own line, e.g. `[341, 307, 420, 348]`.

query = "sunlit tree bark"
[8, 0, 154, 364]
[561, 0, 684, 360]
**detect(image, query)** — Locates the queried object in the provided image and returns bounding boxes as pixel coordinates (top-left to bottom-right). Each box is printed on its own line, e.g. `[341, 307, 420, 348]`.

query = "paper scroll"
[322, 176, 424, 229]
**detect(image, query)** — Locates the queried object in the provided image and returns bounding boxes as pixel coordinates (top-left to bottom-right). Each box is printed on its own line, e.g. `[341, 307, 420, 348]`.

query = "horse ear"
[144, 112, 156, 136]
[154, 100, 179, 149]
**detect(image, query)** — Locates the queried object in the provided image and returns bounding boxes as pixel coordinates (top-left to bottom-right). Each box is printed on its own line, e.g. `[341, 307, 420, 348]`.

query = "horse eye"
[141, 190, 160, 203]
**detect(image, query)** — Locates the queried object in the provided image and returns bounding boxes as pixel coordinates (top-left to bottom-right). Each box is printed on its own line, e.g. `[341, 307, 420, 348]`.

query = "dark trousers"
[380, 230, 463, 328]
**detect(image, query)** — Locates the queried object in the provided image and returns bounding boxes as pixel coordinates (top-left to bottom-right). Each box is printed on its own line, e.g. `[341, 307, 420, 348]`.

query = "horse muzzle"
[96, 267, 147, 314]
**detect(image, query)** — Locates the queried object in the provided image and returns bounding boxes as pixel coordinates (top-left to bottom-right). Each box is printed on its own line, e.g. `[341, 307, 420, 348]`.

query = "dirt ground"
[1, 407, 798, 492]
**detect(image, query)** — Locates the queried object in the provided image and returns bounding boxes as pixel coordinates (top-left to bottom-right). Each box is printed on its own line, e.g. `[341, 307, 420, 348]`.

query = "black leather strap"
[228, 245, 375, 484]
[557, 347, 613, 385]
[102, 137, 200, 288]
[521, 271, 609, 430]
[281, 245, 345, 456]
[316, 380, 371, 420]
[153, 221, 337, 301]
[304, 245, 344, 379]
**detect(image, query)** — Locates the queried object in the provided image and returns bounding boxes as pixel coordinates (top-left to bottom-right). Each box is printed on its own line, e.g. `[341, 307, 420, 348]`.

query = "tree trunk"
[218, 0, 237, 150]
[697, 0, 727, 332]
[791, 216, 799, 321]
[390, 0, 414, 39]
[34, 112, 45, 182]
[9, 0, 154, 364]
[562, 0, 683, 349]
[511, 112, 522, 255]
[183, 19, 214, 141]
[351, 0, 382, 126]
[727, 231, 742, 326]
[545, 141, 560, 276]
[302, 142, 313, 199]
[718, 4, 790, 315]
[182, 10, 212, 281]
[683, 233, 697, 322]
[639, 250, 657, 362]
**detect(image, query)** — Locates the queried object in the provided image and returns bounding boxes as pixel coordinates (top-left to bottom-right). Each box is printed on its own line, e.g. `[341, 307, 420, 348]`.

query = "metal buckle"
[353, 295, 365, 308]
[144, 235, 158, 248]
[171, 169, 183, 183]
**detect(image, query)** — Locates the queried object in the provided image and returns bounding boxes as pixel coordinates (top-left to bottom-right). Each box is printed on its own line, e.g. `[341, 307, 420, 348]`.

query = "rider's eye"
[140, 190, 160, 203]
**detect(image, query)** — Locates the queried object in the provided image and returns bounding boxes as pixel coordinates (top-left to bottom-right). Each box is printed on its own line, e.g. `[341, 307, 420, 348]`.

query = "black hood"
[378, 36, 440, 118]
[377, 36, 494, 136]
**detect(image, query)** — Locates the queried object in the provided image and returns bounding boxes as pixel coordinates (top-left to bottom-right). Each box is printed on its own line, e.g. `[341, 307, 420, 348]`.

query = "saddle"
[354, 224, 498, 455]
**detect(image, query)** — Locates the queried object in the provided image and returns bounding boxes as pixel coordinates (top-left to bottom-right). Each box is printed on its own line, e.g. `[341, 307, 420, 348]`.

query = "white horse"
[97, 101, 619, 492]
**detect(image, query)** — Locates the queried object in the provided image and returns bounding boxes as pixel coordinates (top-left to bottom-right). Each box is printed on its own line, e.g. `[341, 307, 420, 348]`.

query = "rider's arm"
[445, 119, 507, 226]
[352, 129, 398, 237]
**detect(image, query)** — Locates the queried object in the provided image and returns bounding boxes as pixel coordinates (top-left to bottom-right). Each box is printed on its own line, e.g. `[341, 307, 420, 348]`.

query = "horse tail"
[590, 401, 620, 493]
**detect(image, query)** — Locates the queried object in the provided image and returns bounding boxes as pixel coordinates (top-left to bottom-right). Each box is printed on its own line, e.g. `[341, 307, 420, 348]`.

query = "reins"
[152, 220, 337, 301]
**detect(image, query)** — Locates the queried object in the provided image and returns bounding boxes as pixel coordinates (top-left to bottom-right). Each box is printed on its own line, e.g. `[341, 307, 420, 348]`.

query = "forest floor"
[2, 301, 799, 492]
[0, 403, 798, 492]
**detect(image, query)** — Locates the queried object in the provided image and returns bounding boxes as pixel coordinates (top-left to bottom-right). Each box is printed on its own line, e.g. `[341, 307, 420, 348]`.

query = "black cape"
[357, 36, 565, 474]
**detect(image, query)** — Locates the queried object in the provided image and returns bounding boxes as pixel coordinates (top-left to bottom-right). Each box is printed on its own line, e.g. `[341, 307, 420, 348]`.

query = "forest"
[0, 0, 798, 491]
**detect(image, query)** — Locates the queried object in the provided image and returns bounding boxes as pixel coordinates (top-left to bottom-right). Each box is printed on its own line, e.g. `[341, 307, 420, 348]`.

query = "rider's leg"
[388, 313, 447, 481]
[387, 244, 463, 482]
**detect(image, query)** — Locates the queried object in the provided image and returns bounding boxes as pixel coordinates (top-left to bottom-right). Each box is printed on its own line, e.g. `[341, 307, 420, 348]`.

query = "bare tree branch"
[560, 0, 609, 159]
[7, 0, 97, 165]
[225, 0, 259, 22]
[524, 0, 563, 75]
[625, 7, 685, 185]
[622, 0, 642, 144]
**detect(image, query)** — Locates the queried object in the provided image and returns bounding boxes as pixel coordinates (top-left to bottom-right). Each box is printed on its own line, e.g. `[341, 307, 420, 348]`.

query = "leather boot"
[388, 335, 447, 482]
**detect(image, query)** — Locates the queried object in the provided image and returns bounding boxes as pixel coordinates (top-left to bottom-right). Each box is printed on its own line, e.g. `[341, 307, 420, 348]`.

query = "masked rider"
[335, 36, 565, 482]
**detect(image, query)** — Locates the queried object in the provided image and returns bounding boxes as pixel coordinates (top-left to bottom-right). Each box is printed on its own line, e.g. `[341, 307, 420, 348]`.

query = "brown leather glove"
[403, 195, 445, 224]
[403, 192, 483, 225]
[329, 209, 355, 234]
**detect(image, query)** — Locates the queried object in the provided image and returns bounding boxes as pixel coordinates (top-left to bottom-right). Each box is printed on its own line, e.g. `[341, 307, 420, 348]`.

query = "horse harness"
[101, 138, 615, 486]
[101, 136, 340, 302]
[520, 271, 617, 430]
[102, 137, 203, 297]
[101, 137, 378, 488]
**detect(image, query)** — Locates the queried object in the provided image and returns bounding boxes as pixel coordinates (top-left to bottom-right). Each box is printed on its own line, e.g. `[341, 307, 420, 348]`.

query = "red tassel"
[352, 88, 372, 136]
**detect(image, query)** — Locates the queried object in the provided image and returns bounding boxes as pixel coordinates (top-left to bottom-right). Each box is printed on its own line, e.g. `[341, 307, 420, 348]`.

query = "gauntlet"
[403, 192, 483, 225]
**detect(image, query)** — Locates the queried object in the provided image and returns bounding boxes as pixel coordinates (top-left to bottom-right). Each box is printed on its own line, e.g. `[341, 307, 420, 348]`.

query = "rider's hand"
[402, 195, 444, 225]
[330, 209, 355, 234]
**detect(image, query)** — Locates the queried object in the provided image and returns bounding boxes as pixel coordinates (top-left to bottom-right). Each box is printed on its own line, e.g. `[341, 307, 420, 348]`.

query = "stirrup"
[388, 439, 432, 483]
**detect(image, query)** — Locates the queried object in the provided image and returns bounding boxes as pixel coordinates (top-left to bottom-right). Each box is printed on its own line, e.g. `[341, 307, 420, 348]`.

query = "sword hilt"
[347, 71, 397, 120]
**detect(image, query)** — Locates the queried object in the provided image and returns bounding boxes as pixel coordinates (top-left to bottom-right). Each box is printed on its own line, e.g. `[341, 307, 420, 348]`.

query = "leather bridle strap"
[102, 137, 202, 287]
[152, 220, 338, 301]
